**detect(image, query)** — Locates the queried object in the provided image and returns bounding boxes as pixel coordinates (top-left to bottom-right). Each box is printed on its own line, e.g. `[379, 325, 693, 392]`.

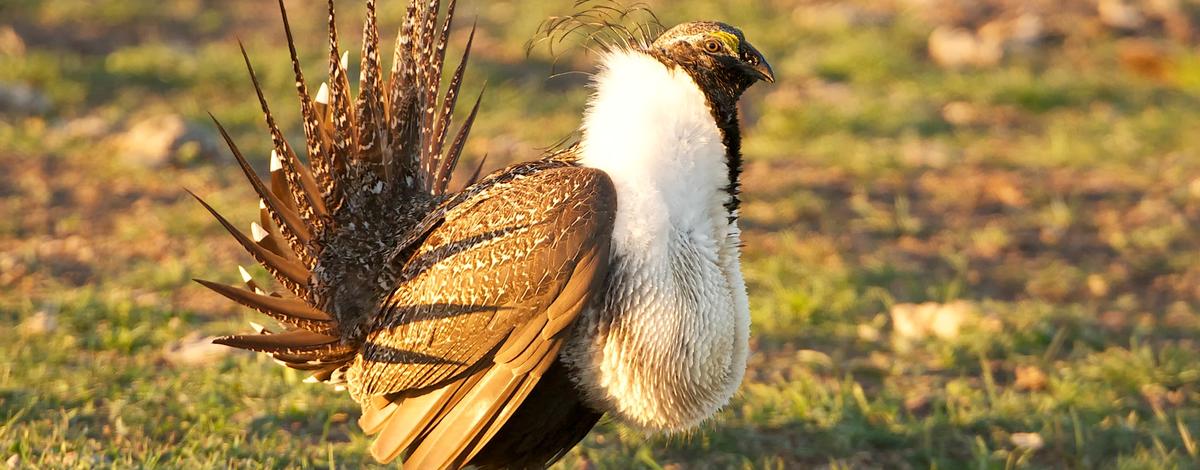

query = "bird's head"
[647, 21, 774, 105]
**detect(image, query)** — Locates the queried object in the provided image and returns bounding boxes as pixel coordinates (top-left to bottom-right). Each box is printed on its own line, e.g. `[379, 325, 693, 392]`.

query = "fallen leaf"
[928, 26, 1003, 68]
[1118, 38, 1173, 82]
[1087, 274, 1110, 297]
[1011, 432, 1044, 450]
[891, 301, 977, 341]
[1015, 365, 1048, 391]
[19, 311, 57, 336]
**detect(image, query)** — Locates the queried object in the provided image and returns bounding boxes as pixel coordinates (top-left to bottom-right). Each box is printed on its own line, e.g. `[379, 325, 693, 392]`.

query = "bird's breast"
[562, 221, 750, 431]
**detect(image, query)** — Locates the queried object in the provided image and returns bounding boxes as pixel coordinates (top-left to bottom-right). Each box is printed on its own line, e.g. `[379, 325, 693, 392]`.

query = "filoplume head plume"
[527, 0, 665, 59]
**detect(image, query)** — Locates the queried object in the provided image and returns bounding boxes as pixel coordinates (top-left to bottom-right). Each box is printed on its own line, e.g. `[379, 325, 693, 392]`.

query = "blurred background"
[2, 0, 1200, 467]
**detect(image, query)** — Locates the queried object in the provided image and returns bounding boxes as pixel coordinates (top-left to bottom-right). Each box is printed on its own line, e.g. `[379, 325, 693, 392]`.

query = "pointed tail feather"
[434, 86, 483, 194]
[457, 153, 489, 192]
[356, 0, 388, 181]
[194, 279, 334, 332]
[213, 329, 345, 355]
[423, 0, 459, 167]
[388, 2, 421, 188]
[277, 0, 343, 214]
[208, 116, 314, 264]
[326, 0, 357, 193]
[430, 23, 476, 193]
[238, 43, 328, 232]
[187, 190, 309, 297]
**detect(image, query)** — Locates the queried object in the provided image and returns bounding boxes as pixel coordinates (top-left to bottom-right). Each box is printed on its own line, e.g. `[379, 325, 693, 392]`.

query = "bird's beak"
[741, 43, 775, 84]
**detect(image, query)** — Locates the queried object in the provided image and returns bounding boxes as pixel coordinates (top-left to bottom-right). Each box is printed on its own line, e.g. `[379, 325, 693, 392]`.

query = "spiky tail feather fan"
[191, 0, 480, 390]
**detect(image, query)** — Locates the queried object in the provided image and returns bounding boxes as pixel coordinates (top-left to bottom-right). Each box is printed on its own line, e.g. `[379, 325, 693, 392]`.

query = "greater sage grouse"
[193, 0, 773, 467]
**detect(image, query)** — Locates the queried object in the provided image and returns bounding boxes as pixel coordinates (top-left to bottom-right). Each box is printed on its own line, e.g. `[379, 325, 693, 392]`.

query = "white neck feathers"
[578, 50, 729, 257]
[567, 49, 749, 432]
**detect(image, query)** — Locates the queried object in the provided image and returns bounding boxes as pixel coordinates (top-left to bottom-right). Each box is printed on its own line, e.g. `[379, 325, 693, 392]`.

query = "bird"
[191, 0, 774, 468]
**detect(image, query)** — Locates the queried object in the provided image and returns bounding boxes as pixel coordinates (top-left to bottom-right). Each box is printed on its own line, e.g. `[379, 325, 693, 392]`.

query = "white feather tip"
[238, 265, 254, 282]
[270, 150, 283, 172]
[316, 83, 330, 105]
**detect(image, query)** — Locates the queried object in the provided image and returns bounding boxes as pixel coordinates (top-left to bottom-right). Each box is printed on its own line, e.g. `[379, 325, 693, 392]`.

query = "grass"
[2, 0, 1200, 468]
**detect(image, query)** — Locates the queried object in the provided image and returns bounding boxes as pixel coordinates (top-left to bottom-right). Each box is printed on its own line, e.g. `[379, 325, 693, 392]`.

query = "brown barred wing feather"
[350, 165, 617, 468]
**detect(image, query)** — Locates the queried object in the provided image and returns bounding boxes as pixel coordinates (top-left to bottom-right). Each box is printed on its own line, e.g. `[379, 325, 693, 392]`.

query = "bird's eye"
[703, 39, 723, 53]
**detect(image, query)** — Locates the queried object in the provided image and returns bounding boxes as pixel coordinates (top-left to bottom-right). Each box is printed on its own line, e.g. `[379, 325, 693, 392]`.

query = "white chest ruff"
[562, 50, 751, 431]
[564, 229, 750, 431]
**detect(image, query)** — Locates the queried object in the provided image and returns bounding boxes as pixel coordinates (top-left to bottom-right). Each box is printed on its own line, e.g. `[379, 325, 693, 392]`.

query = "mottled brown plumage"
[351, 156, 615, 467]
